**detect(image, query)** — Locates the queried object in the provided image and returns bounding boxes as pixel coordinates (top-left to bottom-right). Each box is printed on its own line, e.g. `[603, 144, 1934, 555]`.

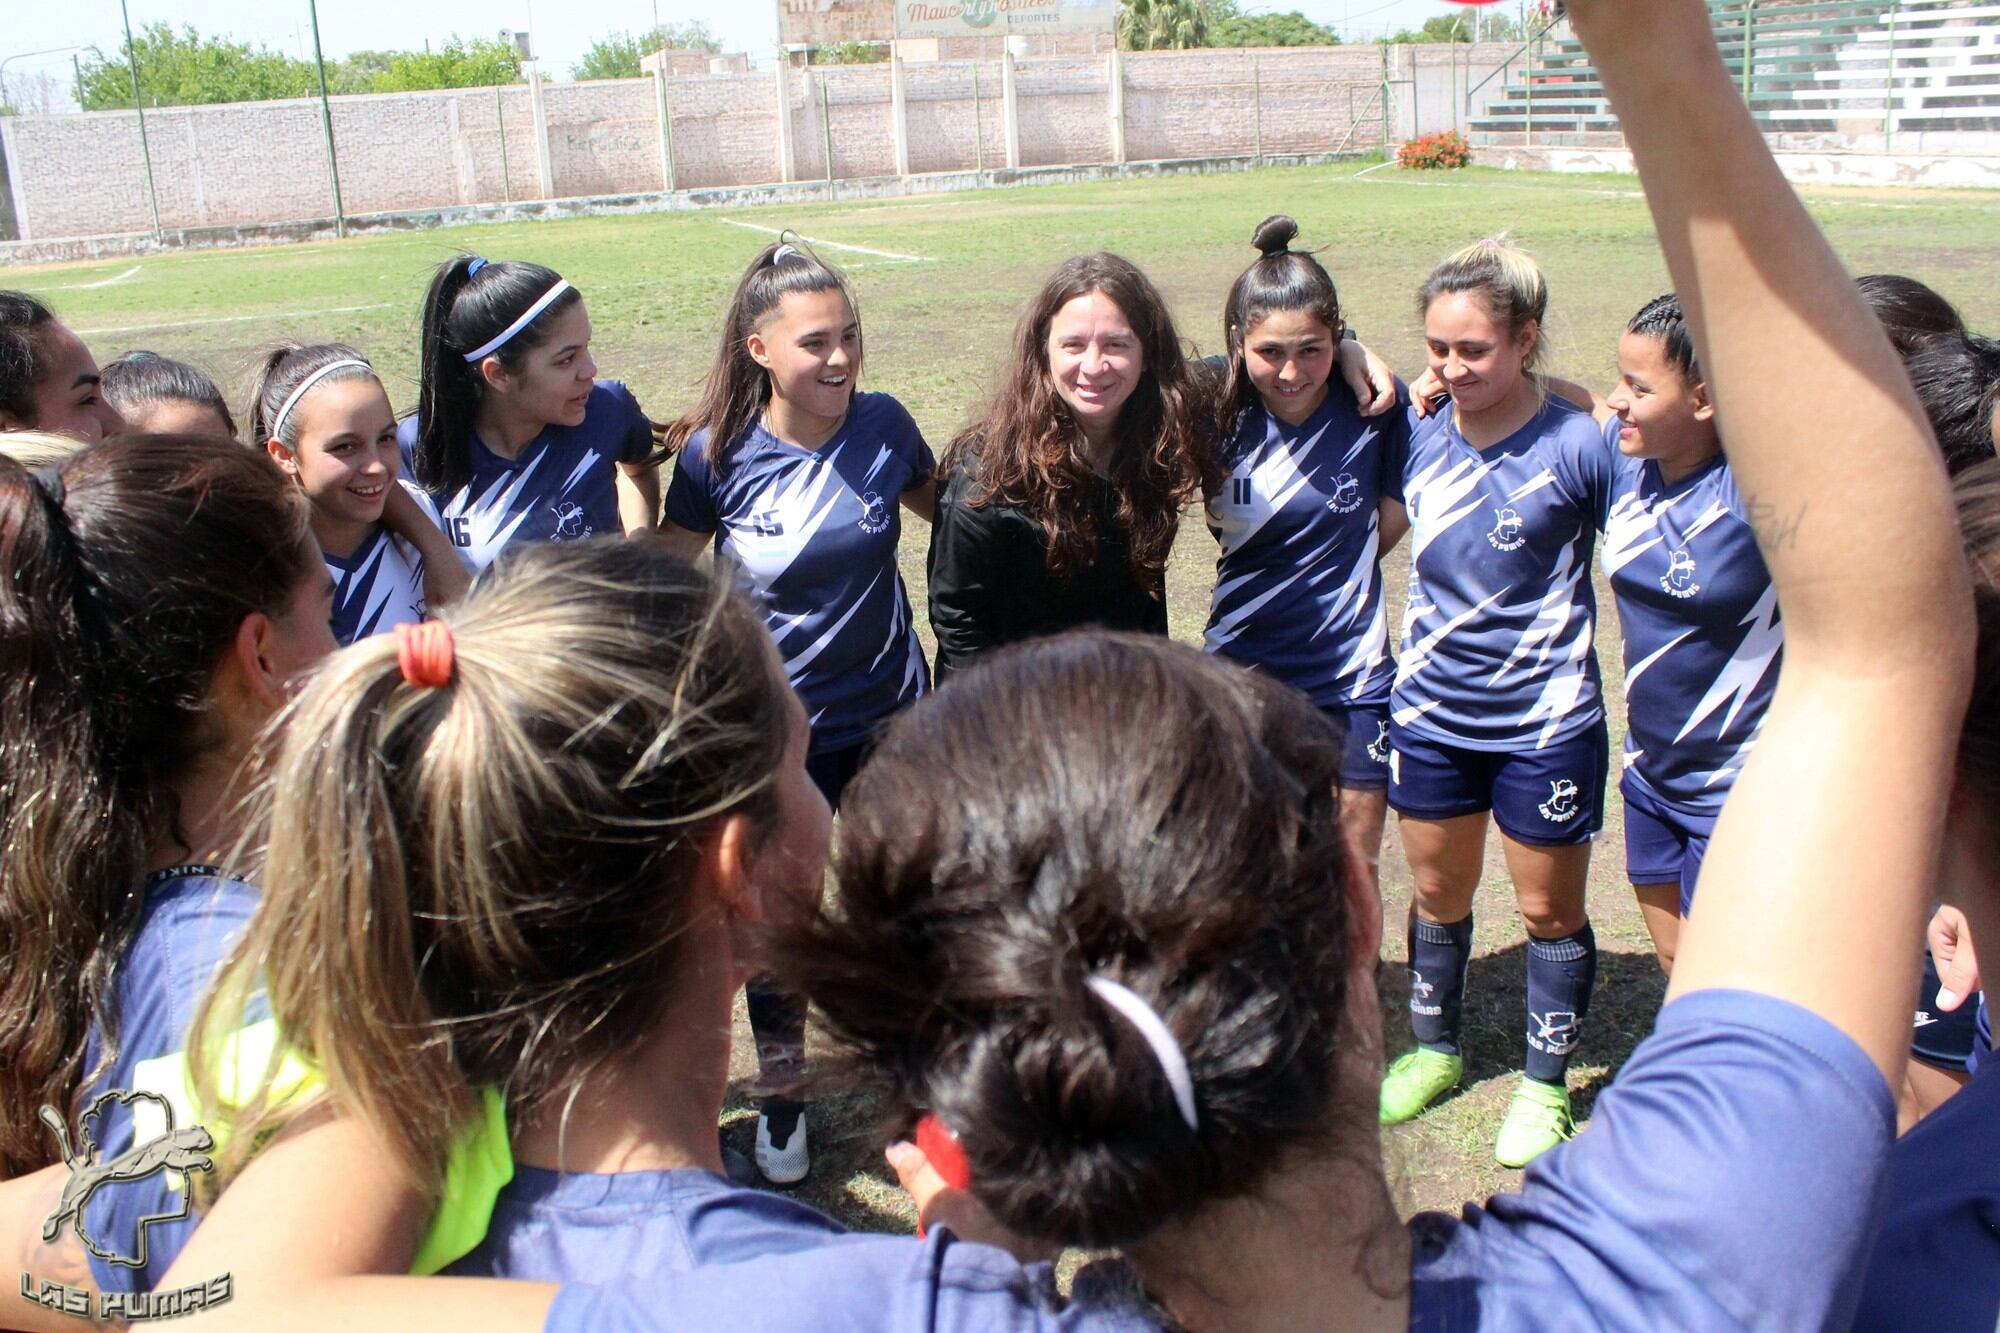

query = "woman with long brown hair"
[0, 435, 333, 1303]
[925, 252, 1205, 677]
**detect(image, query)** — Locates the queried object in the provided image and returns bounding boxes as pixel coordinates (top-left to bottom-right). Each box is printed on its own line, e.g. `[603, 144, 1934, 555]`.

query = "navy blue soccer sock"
[1409, 913, 1474, 1056]
[1524, 923, 1597, 1085]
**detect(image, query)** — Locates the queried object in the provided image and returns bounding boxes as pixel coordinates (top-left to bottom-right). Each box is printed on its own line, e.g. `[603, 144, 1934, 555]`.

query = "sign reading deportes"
[894, 0, 1115, 40]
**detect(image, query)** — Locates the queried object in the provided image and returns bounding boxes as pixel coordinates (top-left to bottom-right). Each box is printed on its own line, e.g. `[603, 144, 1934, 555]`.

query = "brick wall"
[0, 45, 1515, 242]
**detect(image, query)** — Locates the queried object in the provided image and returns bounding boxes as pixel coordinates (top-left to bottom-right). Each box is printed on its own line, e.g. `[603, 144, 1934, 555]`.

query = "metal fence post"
[1380, 42, 1391, 150]
[972, 61, 984, 174]
[1884, 0, 1900, 151]
[117, 0, 162, 237]
[820, 73, 836, 198]
[1251, 54, 1263, 163]
[495, 84, 512, 203]
[1742, 0, 1759, 103]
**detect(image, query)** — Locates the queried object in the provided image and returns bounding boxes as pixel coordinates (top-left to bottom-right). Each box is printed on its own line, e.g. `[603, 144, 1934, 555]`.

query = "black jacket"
[926, 464, 1169, 681]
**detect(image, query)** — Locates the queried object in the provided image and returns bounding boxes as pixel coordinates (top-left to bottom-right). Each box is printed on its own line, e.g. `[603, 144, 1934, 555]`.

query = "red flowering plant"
[1397, 130, 1473, 170]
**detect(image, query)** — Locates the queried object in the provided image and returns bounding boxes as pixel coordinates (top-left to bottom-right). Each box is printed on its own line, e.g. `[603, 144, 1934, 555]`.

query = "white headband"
[1084, 976, 1198, 1132]
[270, 359, 371, 439]
[461, 280, 573, 363]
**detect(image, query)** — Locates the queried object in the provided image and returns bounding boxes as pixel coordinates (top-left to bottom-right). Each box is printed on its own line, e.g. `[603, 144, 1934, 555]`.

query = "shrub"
[1397, 130, 1473, 170]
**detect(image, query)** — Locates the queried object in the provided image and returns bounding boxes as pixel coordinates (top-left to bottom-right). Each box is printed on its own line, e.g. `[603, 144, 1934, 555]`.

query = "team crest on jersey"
[1487, 506, 1526, 551]
[857, 491, 890, 535]
[1327, 473, 1363, 515]
[550, 501, 591, 541]
[1529, 1010, 1580, 1055]
[1661, 548, 1701, 599]
[1538, 779, 1581, 823]
[1365, 720, 1391, 764]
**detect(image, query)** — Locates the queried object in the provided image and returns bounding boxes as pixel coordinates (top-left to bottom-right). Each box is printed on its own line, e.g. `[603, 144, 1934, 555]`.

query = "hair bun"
[1251, 215, 1299, 258]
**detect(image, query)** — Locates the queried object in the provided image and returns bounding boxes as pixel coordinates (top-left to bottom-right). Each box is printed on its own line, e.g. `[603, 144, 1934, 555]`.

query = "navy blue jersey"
[325, 483, 430, 645]
[1393, 396, 1616, 751]
[1204, 389, 1409, 709]
[665, 392, 933, 754]
[79, 869, 262, 1295]
[1853, 1053, 2000, 1330]
[547, 991, 1890, 1333]
[396, 380, 651, 571]
[1600, 435, 1782, 818]
[445, 1166, 848, 1283]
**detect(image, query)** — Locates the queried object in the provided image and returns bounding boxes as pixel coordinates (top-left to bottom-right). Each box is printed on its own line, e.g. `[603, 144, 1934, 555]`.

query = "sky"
[1, 0, 1501, 107]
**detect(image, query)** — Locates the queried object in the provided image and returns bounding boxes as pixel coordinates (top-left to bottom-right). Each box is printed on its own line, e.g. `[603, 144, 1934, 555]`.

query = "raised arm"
[1568, 0, 1973, 1080]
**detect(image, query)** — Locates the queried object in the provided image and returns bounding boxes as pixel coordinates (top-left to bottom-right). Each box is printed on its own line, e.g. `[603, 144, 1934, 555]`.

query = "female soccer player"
[400, 256, 659, 568]
[152, 542, 832, 1290]
[925, 252, 1205, 679]
[1204, 215, 1409, 888]
[0, 292, 124, 441]
[249, 344, 445, 644]
[100, 351, 237, 438]
[1378, 237, 1616, 1166]
[1598, 293, 1779, 976]
[656, 240, 934, 1183]
[0, 436, 334, 1309]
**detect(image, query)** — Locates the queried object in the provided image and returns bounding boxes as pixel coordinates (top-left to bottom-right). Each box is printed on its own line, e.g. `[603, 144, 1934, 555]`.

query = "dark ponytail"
[660, 240, 858, 471]
[783, 633, 1352, 1249]
[413, 256, 581, 497]
[0, 435, 315, 1176]
[1218, 215, 1345, 435]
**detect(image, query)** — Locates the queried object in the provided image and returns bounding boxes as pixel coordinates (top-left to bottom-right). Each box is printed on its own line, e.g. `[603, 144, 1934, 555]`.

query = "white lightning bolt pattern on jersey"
[1391, 397, 1616, 751]
[1204, 388, 1409, 707]
[396, 380, 655, 572]
[665, 393, 933, 754]
[325, 481, 431, 645]
[1600, 424, 1782, 818]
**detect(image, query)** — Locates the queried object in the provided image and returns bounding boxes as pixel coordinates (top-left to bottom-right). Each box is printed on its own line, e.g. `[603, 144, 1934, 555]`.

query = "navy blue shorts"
[1321, 703, 1391, 791]
[1913, 949, 1982, 1073]
[1620, 771, 1716, 915]
[1387, 717, 1608, 847]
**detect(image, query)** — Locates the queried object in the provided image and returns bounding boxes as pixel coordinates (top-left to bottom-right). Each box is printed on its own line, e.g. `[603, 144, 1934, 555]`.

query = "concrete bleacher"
[1467, 0, 2000, 146]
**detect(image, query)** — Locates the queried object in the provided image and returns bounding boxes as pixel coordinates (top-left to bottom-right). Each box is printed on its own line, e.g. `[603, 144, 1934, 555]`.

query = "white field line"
[716, 217, 932, 262]
[45, 265, 144, 291]
[1353, 160, 1397, 178]
[74, 300, 401, 337]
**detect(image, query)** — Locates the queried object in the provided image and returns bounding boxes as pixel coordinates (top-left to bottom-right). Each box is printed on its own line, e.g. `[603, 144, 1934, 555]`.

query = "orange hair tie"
[395, 620, 456, 689]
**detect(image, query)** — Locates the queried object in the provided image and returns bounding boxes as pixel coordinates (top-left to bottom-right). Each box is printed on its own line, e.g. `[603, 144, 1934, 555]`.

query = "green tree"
[571, 22, 722, 80]
[77, 23, 316, 109]
[368, 37, 522, 92]
[1210, 7, 1339, 46]
[329, 49, 399, 95]
[816, 41, 890, 64]
[1118, 0, 1214, 50]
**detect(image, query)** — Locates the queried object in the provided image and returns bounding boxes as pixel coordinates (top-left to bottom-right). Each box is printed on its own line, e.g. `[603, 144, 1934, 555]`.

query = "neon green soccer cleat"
[1494, 1076, 1574, 1168]
[1378, 1048, 1464, 1125]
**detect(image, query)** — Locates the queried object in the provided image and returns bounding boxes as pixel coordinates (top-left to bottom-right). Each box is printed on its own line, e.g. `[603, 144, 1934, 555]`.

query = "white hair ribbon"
[271, 359, 372, 439]
[1084, 976, 1199, 1132]
[773, 244, 801, 264]
[461, 280, 574, 363]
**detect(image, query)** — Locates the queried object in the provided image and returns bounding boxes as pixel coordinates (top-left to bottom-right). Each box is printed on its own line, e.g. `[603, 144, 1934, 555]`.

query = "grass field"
[15, 159, 2000, 1236]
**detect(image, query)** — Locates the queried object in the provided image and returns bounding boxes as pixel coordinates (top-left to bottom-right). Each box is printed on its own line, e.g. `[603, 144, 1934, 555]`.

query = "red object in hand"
[916, 1113, 972, 1190]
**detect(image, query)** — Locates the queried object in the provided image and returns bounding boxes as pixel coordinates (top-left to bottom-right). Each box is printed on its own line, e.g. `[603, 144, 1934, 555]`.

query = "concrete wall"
[0, 44, 1517, 243]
